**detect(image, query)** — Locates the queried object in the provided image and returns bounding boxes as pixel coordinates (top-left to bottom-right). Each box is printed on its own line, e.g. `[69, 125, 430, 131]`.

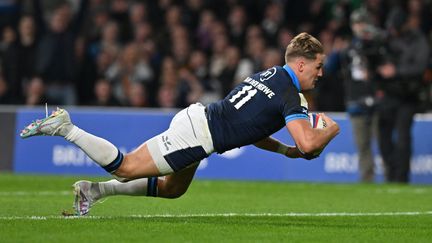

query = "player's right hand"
[318, 113, 339, 132]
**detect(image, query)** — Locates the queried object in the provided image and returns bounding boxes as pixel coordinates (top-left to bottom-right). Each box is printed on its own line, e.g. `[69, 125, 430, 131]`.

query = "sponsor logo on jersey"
[259, 67, 277, 81]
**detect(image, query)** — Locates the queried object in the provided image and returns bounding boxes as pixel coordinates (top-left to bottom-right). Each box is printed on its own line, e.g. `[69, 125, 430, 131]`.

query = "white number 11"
[229, 85, 258, 109]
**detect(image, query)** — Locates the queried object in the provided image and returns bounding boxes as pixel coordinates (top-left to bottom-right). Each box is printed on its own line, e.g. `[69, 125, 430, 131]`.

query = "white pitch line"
[0, 211, 431, 220]
[0, 191, 71, 196]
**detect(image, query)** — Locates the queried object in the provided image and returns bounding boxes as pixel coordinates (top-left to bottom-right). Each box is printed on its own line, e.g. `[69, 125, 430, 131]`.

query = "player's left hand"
[300, 152, 320, 160]
[284, 146, 320, 160]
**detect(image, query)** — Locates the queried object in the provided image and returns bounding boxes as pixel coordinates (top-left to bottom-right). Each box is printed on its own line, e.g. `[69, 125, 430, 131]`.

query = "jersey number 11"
[229, 85, 258, 109]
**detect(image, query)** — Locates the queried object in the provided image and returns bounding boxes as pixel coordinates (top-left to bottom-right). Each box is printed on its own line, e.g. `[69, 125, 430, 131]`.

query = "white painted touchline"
[0, 211, 431, 220]
[0, 191, 71, 196]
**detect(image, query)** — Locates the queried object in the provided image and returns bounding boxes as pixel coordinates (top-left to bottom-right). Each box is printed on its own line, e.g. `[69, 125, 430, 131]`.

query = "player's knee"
[113, 151, 161, 180]
[113, 166, 132, 179]
[112, 155, 135, 179]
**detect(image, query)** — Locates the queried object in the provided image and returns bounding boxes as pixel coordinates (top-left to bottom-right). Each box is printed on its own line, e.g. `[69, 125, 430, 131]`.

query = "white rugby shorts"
[146, 103, 214, 174]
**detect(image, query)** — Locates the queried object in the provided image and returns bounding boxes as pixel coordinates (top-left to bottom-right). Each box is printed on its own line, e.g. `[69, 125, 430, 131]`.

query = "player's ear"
[297, 59, 305, 72]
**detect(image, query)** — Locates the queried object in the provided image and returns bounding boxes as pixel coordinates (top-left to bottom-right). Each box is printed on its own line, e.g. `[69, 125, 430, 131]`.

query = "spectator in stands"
[361, 0, 387, 27]
[227, 5, 248, 48]
[217, 46, 240, 97]
[132, 21, 152, 45]
[302, 0, 328, 35]
[130, 22, 160, 105]
[157, 56, 179, 107]
[160, 56, 177, 80]
[245, 26, 267, 72]
[189, 50, 210, 86]
[0, 0, 21, 32]
[90, 78, 121, 107]
[106, 43, 153, 104]
[82, 4, 110, 44]
[0, 72, 13, 104]
[24, 76, 51, 106]
[209, 29, 230, 84]
[1, 14, 39, 104]
[94, 50, 114, 80]
[127, 82, 148, 107]
[157, 84, 177, 108]
[130, 2, 148, 23]
[0, 25, 20, 101]
[104, 1, 147, 44]
[262, 48, 283, 69]
[261, 1, 284, 46]
[277, 28, 294, 54]
[109, 0, 130, 43]
[188, 50, 218, 104]
[34, 0, 88, 105]
[0, 26, 14, 50]
[195, 10, 216, 52]
[89, 21, 121, 61]
[405, 0, 431, 36]
[182, 0, 205, 31]
[170, 25, 191, 66]
[315, 30, 347, 112]
[17, 16, 38, 88]
[176, 67, 203, 107]
[74, 36, 99, 105]
[155, 5, 185, 56]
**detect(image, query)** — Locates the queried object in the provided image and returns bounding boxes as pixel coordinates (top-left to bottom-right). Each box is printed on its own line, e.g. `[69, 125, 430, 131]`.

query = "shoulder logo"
[259, 67, 277, 81]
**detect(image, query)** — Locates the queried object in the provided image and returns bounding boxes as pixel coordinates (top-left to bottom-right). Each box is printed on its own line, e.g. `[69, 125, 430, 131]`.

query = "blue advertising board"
[13, 108, 432, 184]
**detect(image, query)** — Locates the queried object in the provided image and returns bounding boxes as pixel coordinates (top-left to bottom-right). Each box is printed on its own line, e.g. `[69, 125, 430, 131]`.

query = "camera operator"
[339, 9, 386, 182]
[376, 8, 430, 183]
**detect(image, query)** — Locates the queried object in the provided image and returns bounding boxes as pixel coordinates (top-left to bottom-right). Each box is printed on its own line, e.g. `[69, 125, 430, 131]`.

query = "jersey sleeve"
[282, 93, 309, 124]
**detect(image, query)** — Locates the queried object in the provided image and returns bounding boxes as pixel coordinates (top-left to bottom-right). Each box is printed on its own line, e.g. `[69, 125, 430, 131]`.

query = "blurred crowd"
[0, 0, 431, 111]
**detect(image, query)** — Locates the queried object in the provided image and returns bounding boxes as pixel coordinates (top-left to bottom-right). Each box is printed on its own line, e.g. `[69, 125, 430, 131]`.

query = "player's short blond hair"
[285, 32, 323, 63]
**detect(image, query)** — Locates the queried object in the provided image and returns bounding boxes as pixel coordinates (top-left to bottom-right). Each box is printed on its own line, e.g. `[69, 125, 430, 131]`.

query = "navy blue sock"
[102, 150, 124, 174]
[147, 177, 158, 197]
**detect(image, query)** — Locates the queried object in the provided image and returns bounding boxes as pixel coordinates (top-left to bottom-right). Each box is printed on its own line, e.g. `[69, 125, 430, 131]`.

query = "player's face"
[300, 54, 325, 91]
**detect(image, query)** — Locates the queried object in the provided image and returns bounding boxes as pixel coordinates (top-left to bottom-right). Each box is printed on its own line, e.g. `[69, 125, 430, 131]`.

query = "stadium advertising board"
[14, 108, 432, 184]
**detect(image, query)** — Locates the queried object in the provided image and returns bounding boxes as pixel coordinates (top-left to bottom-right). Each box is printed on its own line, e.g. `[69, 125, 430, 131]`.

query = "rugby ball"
[308, 113, 326, 129]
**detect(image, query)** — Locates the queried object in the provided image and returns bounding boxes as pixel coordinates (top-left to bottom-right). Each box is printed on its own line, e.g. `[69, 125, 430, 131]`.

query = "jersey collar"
[283, 64, 301, 92]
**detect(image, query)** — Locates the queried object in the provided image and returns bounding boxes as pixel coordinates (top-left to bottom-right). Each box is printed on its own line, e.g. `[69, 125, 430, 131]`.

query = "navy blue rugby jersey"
[206, 65, 310, 153]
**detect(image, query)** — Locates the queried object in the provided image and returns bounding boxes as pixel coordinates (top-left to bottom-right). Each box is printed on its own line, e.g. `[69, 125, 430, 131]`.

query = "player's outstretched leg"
[72, 164, 199, 215]
[72, 177, 157, 216]
[20, 108, 160, 180]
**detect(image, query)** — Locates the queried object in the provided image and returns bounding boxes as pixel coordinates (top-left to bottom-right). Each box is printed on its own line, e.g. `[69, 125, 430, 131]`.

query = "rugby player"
[20, 32, 340, 215]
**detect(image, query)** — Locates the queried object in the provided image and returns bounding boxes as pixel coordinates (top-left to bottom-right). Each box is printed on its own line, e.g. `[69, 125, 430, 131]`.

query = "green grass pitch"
[0, 173, 431, 242]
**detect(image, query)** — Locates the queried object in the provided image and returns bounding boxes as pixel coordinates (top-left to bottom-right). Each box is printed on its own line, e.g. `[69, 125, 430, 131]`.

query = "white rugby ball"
[308, 113, 326, 129]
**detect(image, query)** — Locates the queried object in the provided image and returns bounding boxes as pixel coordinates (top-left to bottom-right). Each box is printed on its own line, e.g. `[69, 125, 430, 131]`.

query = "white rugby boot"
[73, 180, 101, 216]
[20, 108, 73, 138]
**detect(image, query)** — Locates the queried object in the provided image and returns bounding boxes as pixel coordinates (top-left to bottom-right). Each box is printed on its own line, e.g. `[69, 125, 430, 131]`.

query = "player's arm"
[253, 137, 303, 158]
[286, 113, 339, 156]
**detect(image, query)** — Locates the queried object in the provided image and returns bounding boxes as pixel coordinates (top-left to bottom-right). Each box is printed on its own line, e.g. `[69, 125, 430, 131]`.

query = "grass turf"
[0, 174, 431, 242]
